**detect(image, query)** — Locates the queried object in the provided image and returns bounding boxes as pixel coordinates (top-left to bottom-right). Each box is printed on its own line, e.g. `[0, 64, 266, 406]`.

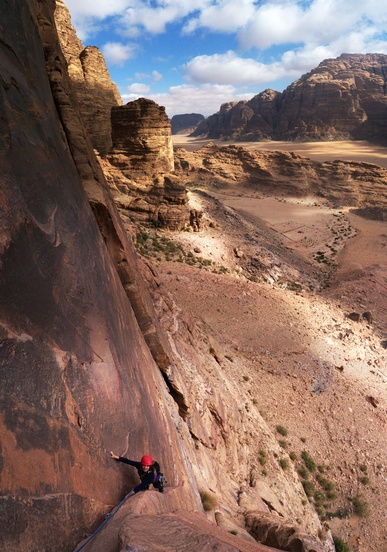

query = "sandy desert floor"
[172, 136, 387, 168]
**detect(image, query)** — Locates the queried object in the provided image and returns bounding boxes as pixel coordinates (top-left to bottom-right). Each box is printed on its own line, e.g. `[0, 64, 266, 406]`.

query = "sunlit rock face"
[54, 0, 122, 154]
[192, 53, 387, 143]
[0, 2, 198, 550]
[103, 98, 189, 230]
[111, 98, 175, 175]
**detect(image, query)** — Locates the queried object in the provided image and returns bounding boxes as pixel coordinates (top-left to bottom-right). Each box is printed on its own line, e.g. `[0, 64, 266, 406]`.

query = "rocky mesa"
[192, 53, 387, 144]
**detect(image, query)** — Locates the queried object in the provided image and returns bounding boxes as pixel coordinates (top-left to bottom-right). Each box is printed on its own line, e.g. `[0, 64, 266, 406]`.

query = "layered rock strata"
[192, 53, 387, 143]
[104, 98, 189, 229]
[54, 0, 121, 154]
[174, 142, 387, 213]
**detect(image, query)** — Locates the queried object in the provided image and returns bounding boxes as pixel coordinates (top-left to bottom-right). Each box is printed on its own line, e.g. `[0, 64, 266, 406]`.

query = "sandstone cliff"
[103, 98, 190, 230]
[192, 54, 387, 143]
[54, 0, 122, 154]
[0, 1, 198, 550]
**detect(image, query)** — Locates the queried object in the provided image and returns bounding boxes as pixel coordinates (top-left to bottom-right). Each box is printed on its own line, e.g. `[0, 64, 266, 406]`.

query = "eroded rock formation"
[174, 142, 387, 213]
[103, 98, 189, 229]
[54, 0, 122, 154]
[192, 53, 387, 143]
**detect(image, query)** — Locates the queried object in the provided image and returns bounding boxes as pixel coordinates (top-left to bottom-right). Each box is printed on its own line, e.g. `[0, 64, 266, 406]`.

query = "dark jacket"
[116, 457, 158, 493]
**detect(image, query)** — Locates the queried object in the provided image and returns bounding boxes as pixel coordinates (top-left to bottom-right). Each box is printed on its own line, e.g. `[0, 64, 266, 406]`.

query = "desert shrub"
[289, 451, 298, 461]
[298, 467, 309, 479]
[276, 425, 288, 436]
[278, 439, 288, 449]
[326, 508, 350, 520]
[279, 458, 289, 470]
[302, 480, 315, 497]
[258, 450, 267, 466]
[199, 490, 218, 511]
[314, 490, 326, 505]
[333, 535, 350, 552]
[301, 450, 316, 472]
[316, 474, 335, 493]
[352, 494, 369, 517]
[360, 476, 370, 485]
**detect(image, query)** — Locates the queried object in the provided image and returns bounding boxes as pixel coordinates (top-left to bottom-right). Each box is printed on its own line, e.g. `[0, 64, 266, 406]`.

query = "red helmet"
[141, 455, 153, 466]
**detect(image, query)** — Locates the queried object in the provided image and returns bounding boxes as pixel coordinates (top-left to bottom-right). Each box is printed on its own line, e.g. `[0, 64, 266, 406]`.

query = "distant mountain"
[170, 113, 205, 135]
[191, 53, 387, 144]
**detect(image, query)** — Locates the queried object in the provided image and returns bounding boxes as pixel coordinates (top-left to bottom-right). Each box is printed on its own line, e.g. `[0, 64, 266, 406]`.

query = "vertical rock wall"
[0, 1, 199, 550]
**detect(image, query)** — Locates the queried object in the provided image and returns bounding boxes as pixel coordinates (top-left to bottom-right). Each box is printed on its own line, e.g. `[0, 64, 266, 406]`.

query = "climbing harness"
[74, 487, 134, 552]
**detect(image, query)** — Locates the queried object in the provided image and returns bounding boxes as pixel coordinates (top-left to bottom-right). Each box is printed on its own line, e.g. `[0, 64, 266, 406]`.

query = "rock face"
[104, 98, 189, 229]
[0, 2, 198, 550]
[192, 54, 387, 143]
[54, 0, 122, 154]
[171, 113, 205, 135]
[174, 142, 387, 212]
[111, 98, 174, 174]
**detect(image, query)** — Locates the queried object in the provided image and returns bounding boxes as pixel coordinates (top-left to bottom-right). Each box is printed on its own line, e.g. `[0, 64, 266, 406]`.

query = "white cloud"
[102, 42, 137, 65]
[152, 70, 163, 82]
[238, 0, 387, 51]
[183, 0, 256, 34]
[121, 83, 254, 118]
[65, 0, 387, 118]
[185, 51, 300, 85]
[119, 0, 211, 35]
[127, 83, 151, 94]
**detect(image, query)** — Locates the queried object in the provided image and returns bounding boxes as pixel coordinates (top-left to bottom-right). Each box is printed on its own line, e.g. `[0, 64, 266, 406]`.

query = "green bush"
[302, 480, 315, 497]
[276, 425, 288, 436]
[301, 450, 316, 472]
[333, 535, 350, 552]
[352, 494, 369, 518]
[258, 450, 267, 466]
[298, 467, 309, 479]
[279, 458, 289, 470]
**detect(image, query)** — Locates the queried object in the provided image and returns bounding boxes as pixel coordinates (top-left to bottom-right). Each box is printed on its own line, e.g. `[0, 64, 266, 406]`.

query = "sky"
[64, 0, 387, 119]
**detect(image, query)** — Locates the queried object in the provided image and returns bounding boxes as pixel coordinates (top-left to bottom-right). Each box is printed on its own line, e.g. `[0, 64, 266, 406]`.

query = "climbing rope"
[74, 488, 134, 552]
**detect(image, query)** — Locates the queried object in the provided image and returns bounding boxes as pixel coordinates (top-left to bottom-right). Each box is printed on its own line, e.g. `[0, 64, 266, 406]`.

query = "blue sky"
[64, 0, 387, 118]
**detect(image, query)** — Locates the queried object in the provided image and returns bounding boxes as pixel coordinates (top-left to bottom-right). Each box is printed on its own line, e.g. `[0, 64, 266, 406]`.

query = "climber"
[109, 451, 164, 495]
